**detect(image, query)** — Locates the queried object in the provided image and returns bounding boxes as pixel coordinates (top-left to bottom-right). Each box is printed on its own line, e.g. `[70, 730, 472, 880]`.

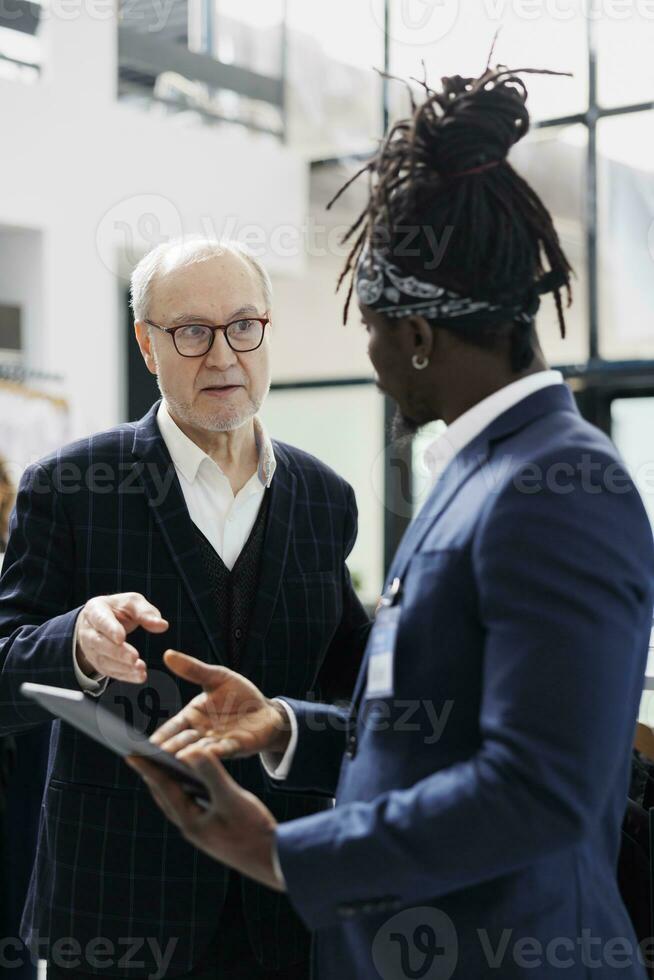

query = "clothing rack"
[0, 363, 64, 383]
[0, 364, 68, 411]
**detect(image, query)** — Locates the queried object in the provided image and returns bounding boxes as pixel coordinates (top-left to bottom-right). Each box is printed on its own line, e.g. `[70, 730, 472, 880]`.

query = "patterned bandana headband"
[355, 243, 567, 329]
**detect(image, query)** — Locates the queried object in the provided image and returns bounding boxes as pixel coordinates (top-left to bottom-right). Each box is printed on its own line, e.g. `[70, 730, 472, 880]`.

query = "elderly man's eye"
[181, 324, 209, 339]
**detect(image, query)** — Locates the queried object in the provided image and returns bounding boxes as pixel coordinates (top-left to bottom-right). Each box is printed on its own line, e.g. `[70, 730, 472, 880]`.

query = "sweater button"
[234, 627, 243, 640]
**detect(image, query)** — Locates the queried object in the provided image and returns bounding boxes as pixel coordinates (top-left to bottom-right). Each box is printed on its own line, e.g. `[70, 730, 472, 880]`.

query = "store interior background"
[1, 0, 654, 611]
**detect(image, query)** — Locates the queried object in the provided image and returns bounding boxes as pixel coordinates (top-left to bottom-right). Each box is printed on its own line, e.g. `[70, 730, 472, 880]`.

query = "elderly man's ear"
[134, 321, 158, 376]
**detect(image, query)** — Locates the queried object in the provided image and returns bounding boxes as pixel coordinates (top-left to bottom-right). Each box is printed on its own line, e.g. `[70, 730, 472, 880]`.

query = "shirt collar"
[253, 416, 277, 487]
[156, 401, 277, 488]
[423, 370, 564, 484]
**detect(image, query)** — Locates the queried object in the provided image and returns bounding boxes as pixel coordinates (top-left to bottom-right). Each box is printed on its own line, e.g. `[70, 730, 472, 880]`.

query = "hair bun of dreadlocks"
[330, 61, 573, 337]
[415, 69, 531, 177]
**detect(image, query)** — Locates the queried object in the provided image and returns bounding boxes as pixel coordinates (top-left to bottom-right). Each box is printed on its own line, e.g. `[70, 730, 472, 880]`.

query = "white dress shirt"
[73, 402, 277, 692]
[260, 369, 565, 783]
[421, 369, 564, 487]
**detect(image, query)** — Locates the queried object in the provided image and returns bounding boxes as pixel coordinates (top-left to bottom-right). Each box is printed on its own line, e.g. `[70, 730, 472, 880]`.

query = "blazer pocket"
[48, 777, 144, 798]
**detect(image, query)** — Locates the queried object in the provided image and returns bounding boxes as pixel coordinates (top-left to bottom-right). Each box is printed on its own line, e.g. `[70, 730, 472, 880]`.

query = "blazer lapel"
[131, 401, 226, 665]
[386, 446, 489, 586]
[350, 445, 488, 707]
[386, 382, 579, 589]
[239, 445, 297, 674]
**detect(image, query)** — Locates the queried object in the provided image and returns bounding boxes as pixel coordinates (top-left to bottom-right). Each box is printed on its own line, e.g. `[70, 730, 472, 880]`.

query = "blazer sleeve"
[314, 483, 372, 702]
[275, 449, 654, 931]
[264, 697, 350, 799]
[0, 463, 85, 735]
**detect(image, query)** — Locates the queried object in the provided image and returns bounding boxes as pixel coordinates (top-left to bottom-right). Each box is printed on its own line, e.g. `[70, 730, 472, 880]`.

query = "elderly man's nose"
[206, 330, 237, 368]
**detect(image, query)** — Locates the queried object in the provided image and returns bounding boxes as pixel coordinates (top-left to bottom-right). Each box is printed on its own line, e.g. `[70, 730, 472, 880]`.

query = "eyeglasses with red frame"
[144, 315, 269, 356]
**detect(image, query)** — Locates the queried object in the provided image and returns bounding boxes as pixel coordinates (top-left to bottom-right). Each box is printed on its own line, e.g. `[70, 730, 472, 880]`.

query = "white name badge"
[365, 605, 400, 699]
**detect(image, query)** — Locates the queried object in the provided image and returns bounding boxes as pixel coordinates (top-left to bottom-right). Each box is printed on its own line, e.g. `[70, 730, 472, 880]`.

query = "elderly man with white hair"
[0, 239, 371, 980]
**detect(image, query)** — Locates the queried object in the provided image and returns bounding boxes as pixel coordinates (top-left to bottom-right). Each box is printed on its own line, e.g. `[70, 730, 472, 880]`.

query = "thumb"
[182, 746, 239, 814]
[164, 650, 231, 689]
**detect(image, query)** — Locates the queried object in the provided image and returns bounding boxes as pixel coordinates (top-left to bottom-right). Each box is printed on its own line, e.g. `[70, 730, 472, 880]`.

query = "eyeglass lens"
[175, 319, 264, 355]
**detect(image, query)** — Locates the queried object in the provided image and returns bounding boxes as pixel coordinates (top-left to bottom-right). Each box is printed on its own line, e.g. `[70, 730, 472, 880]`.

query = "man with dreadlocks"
[129, 63, 654, 979]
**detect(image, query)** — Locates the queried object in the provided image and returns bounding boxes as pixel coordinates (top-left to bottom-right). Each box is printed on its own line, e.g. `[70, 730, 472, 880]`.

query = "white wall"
[0, 8, 308, 437]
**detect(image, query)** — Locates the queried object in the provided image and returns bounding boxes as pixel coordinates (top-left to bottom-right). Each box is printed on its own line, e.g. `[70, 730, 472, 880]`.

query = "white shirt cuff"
[72, 614, 108, 696]
[260, 699, 298, 781]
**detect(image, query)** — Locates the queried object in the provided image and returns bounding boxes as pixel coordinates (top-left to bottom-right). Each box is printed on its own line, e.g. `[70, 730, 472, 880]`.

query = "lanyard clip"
[378, 576, 402, 610]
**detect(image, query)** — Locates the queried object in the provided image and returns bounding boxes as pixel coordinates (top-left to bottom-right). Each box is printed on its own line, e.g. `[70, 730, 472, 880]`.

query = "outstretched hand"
[150, 651, 291, 761]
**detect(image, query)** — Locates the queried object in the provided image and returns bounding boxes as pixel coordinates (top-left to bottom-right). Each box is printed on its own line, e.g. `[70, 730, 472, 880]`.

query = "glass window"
[412, 420, 446, 516]
[510, 123, 589, 367]
[388, 2, 588, 124]
[284, 0, 385, 158]
[269, 160, 378, 382]
[188, 0, 285, 132]
[261, 384, 385, 605]
[200, 0, 285, 77]
[596, 14, 654, 108]
[611, 396, 654, 527]
[119, 0, 286, 134]
[598, 111, 654, 360]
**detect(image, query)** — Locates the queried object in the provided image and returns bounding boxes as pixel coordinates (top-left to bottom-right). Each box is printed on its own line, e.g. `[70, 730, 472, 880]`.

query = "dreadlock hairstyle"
[329, 60, 575, 372]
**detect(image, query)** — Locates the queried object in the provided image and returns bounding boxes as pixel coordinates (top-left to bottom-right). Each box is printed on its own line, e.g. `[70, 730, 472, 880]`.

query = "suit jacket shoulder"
[25, 420, 138, 475]
[470, 388, 633, 507]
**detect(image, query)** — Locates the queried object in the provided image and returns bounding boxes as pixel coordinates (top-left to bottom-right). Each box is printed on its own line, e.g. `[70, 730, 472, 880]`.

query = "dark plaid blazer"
[0, 399, 371, 977]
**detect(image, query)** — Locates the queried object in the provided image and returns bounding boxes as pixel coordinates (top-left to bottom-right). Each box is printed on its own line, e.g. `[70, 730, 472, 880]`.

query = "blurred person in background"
[0, 240, 370, 980]
[131, 64, 654, 980]
[0, 457, 14, 552]
[1, 457, 45, 980]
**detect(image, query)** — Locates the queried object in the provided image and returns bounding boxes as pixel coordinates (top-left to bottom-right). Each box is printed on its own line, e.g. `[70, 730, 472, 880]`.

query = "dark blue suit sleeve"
[266, 697, 350, 798]
[276, 451, 654, 931]
[0, 464, 84, 734]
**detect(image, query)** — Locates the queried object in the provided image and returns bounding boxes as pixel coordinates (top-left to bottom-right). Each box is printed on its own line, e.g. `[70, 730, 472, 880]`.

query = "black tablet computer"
[20, 682, 210, 808]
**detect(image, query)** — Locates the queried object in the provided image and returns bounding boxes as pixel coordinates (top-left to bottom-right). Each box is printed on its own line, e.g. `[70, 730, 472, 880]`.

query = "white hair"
[129, 237, 273, 321]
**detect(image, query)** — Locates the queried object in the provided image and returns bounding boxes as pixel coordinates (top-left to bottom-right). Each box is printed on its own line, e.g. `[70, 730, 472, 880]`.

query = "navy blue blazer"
[274, 383, 654, 980]
[0, 400, 370, 976]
